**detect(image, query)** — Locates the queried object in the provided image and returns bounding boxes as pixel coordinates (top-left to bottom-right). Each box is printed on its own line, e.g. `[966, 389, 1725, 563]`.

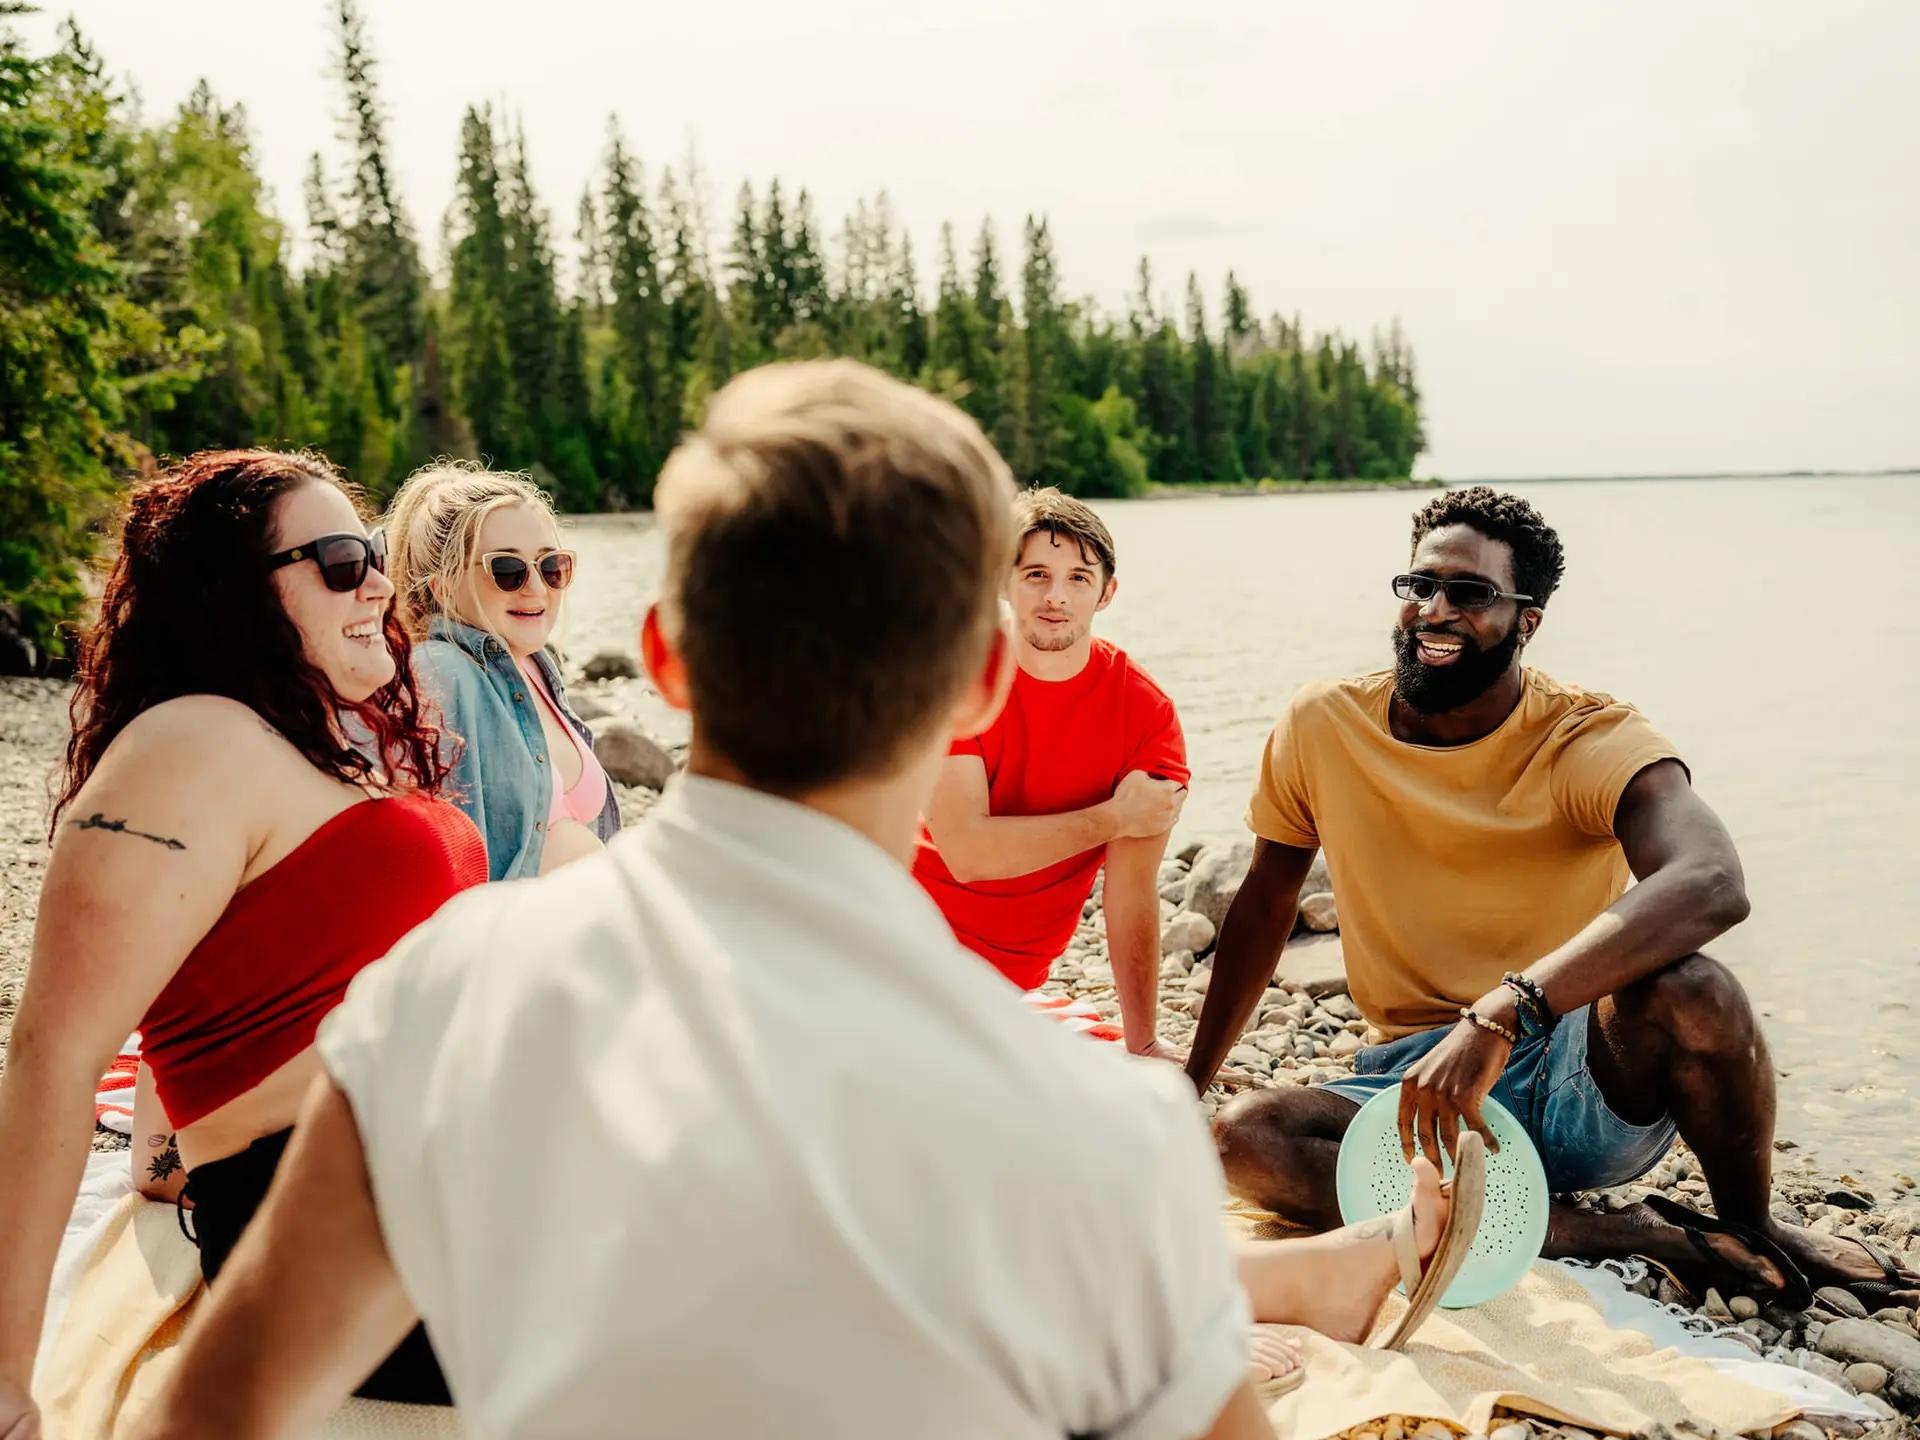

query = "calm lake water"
[561, 476, 1920, 1185]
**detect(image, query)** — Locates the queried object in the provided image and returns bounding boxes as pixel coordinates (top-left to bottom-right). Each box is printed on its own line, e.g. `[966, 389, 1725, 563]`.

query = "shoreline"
[1140, 478, 1440, 499]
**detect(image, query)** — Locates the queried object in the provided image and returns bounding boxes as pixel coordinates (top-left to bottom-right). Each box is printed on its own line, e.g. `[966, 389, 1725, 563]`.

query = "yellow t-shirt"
[1247, 667, 1683, 1038]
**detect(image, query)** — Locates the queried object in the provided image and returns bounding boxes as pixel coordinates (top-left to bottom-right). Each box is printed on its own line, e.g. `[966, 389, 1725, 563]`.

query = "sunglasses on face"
[265, 529, 387, 593]
[479, 550, 577, 594]
[1392, 572, 1534, 611]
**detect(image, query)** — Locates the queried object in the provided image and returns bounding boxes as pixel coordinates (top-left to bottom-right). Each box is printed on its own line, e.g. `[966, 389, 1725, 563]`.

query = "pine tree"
[446, 104, 514, 461]
[725, 181, 765, 364]
[890, 231, 928, 377]
[600, 127, 667, 496]
[760, 178, 793, 335]
[330, 0, 419, 370]
[500, 120, 567, 465]
[788, 189, 828, 325]
[1014, 216, 1066, 485]
[1185, 274, 1239, 482]
[1283, 337, 1305, 478]
[967, 218, 1008, 444]
[1129, 257, 1156, 339]
[574, 187, 606, 310]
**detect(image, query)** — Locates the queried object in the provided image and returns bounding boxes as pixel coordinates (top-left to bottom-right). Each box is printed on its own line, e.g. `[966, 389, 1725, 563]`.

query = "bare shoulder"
[117, 693, 283, 749]
[83, 696, 290, 810]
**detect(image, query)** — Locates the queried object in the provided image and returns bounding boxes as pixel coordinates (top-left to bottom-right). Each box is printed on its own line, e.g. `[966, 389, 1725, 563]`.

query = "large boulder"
[582, 648, 640, 682]
[1298, 891, 1339, 933]
[0, 606, 37, 677]
[1182, 842, 1251, 931]
[592, 718, 676, 790]
[1182, 841, 1332, 932]
[1274, 932, 1350, 999]
[1161, 909, 1216, 957]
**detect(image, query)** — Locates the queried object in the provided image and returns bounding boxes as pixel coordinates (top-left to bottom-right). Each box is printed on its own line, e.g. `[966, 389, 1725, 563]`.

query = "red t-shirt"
[913, 638, 1188, 990]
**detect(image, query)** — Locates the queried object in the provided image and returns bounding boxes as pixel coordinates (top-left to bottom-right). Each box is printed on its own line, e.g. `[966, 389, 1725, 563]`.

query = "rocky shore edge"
[4, 662, 1916, 1437]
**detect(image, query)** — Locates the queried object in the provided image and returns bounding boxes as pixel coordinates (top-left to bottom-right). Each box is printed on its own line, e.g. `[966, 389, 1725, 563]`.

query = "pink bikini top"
[521, 658, 611, 827]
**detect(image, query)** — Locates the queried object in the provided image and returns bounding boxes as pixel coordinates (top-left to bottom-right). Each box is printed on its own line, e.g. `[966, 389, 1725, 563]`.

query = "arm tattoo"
[146, 1134, 182, 1184]
[70, 813, 187, 851]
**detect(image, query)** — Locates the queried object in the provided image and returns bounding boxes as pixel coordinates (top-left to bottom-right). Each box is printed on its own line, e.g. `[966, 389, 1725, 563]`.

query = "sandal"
[1372, 1131, 1488, 1351]
[1642, 1194, 1814, 1312]
[1822, 1234, 1920, 1310]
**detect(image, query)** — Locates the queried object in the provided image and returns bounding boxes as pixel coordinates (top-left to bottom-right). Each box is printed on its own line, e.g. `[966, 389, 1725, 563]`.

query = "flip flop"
[1642, 1194, 1815, 1312]
[1373, 1131, 1488, 1352]
[1822, 1234, 1920, 1310]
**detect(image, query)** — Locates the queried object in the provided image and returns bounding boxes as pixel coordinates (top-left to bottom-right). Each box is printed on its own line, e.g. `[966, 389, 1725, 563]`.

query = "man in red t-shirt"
[914, 488, 1189, 1061]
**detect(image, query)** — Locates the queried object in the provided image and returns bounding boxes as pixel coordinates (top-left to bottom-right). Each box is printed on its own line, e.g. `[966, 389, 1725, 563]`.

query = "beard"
[1022, 616, 1087, 652]
[1391, 621, 1523, 715]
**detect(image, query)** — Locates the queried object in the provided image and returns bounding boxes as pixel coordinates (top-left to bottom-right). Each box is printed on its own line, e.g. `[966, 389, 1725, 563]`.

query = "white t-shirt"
[318, 774, 1248, 1440]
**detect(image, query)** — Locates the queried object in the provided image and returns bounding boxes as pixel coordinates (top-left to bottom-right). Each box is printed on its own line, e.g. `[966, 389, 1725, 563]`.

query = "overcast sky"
[25, 0, 1918, 478]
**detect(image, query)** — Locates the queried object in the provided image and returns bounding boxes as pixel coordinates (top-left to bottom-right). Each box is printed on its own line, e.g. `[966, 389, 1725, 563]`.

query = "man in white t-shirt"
[127, 362, 1440, 1440]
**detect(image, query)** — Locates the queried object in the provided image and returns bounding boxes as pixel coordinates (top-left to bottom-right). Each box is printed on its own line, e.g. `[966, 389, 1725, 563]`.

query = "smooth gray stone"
[1818, 1317, 1920, 1373]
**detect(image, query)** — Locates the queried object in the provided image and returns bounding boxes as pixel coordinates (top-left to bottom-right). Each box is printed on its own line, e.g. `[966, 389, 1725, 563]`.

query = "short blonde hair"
[656, 359, 1015, 792]
[384, 461, 559, 639]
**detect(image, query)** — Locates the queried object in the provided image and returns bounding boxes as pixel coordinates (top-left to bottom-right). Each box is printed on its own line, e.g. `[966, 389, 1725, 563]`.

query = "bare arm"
[1184, 839, 1320, 1093]
[1489, 758, 1749, 1026]
[0, 707, 251, 1403]
[125, 1076, 415, 1440]
[924, 755, 1183, 884]
[1399, 758, 1751, 1161]
[1102, 831, 1175, 1055]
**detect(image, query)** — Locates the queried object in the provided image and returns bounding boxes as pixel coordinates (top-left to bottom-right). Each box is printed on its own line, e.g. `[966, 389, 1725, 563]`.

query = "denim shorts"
[1319, 1003, 1677, 1195]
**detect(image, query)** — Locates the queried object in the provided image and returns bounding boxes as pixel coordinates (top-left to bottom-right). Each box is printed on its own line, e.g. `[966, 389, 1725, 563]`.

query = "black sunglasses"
[479, 550, 576, 593]
[266, 530, 387, 593]
[1392, 572, 1534, 611]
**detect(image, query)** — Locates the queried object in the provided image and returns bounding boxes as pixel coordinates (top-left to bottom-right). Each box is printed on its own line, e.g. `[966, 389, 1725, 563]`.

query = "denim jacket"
[416, 617, 620, 881]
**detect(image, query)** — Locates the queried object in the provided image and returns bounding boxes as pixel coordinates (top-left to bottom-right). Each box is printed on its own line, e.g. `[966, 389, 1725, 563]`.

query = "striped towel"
[1023, 992, 1125, 1043]
[95, 1035, 141, 1136]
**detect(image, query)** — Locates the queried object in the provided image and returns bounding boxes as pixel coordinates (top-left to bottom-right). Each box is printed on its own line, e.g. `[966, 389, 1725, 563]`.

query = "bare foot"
[1236, 1155, 1449, 1345]
[1604, 1204, 1790, 1299]
[1247, 1325, 1302, 1384]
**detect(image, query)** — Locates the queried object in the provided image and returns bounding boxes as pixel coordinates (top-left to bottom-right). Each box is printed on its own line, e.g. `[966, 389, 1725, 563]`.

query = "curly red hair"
[53, 449, 450, 835]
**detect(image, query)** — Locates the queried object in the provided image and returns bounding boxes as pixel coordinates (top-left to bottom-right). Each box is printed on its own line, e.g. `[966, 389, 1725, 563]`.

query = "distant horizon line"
[1426, 467, 1917, 486]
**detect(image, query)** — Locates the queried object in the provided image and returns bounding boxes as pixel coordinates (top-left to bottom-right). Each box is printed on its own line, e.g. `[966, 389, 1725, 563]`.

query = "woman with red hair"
[0, 451, 486, 1425]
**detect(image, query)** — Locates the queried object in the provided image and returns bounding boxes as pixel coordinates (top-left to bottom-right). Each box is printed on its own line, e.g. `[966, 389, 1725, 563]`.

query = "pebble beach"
[4, 664, 1917, 1438]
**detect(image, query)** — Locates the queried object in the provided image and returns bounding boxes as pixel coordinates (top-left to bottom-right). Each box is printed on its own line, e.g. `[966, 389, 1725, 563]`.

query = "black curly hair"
[1410, 486, 1566, 607]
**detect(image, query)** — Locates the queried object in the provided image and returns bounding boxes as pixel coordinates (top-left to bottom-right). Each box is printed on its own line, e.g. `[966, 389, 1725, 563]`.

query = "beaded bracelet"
[1500, 972, 1553, 1029]
[1459, 1006, 1519, 1045]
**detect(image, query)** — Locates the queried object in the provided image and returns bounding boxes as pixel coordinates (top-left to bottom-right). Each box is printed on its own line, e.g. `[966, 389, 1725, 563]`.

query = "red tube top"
[140, 793, 486, 1128]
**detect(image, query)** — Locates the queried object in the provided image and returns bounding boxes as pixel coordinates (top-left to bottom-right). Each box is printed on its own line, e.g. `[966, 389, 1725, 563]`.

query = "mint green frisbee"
[1335, 1083, 1550, 1308]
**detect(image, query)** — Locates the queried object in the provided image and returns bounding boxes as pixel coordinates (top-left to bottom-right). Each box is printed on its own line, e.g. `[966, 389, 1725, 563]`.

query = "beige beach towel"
[36, 1192, 463, 1439]
[1230, 1207, 1801, 1439]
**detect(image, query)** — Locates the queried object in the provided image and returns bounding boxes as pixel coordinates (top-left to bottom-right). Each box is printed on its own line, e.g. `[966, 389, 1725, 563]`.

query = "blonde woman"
[387, 464, 619, 880]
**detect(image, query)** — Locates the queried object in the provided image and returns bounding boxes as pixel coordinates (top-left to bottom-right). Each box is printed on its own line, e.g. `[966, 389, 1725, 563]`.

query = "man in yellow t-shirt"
[1188, 487, 1919, 1312]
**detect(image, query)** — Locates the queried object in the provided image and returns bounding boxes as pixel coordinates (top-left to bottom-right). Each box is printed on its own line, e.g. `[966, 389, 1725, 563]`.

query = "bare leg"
[1579, 954, 1920, 1301]
[1212, 1085, 1357, 1231]
[1235, 1156, 1448, 1343]
[1207, 1082, 1726, 1292]
[1214, 957, 1920, 1303]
